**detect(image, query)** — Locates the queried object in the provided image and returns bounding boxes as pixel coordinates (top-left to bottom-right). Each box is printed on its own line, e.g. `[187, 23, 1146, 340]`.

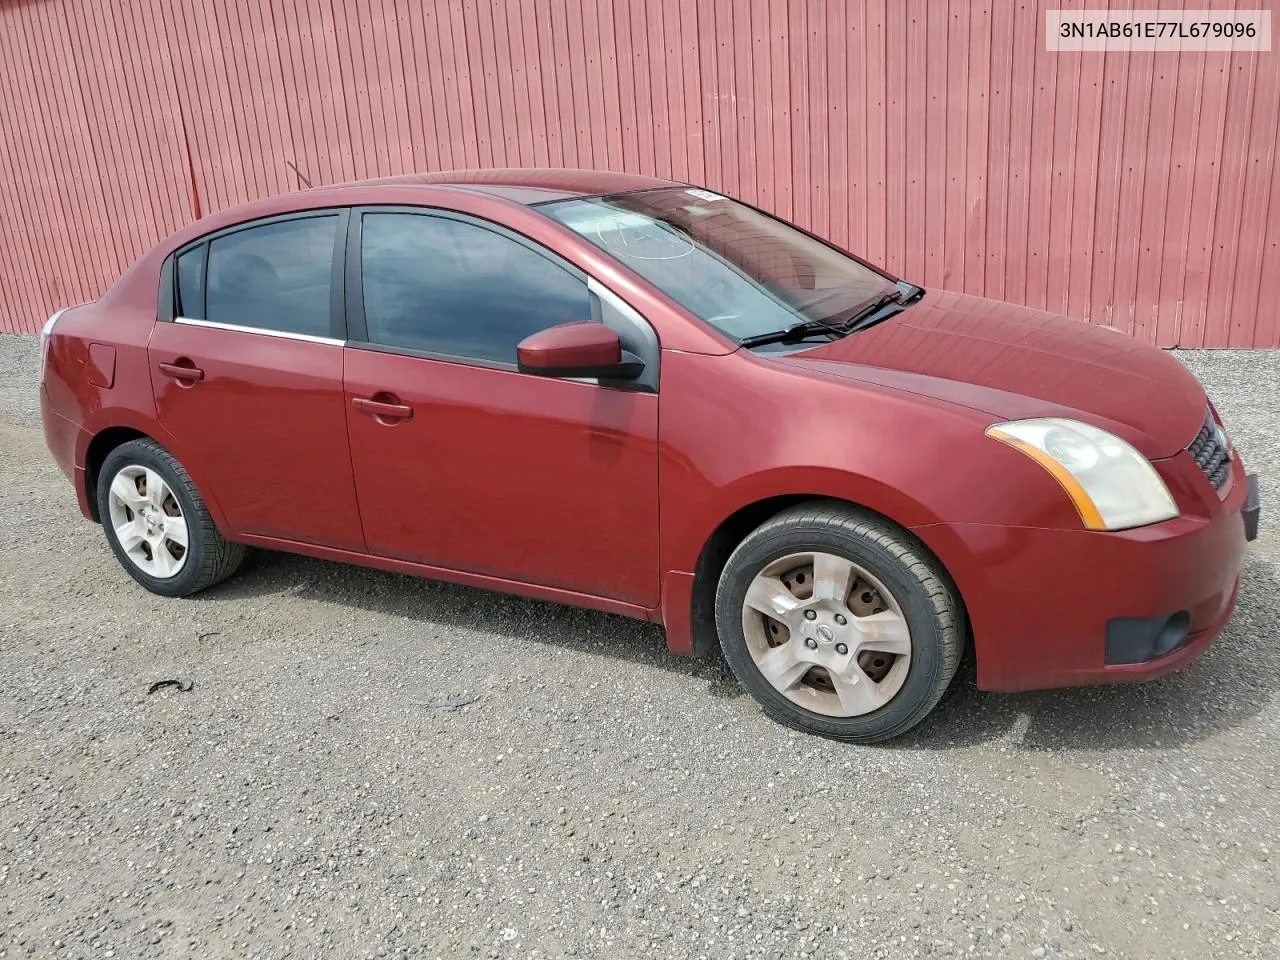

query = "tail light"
[38, 308, 68, 383]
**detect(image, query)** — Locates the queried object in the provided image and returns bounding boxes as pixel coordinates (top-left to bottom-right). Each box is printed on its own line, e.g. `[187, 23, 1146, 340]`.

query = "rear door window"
[186, 215, 339, 337]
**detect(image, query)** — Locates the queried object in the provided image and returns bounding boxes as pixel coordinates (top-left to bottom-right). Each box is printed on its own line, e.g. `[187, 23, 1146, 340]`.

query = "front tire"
[714, 502, 963, 743]
[97, 438, 246, 597]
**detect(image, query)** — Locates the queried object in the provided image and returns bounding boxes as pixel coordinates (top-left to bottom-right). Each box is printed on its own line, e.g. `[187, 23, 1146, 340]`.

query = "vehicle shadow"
[200, 549, 1278, 750]
[196, 549, 745, 697]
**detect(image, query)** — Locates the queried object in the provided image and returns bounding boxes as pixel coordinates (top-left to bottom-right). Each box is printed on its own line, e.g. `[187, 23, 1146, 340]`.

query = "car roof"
[350, 167, 683, 205]
[150, 168, 689, 270]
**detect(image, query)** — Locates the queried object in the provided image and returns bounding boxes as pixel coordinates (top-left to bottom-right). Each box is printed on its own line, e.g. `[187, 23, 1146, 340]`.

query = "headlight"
[986, 418, 1178, 531]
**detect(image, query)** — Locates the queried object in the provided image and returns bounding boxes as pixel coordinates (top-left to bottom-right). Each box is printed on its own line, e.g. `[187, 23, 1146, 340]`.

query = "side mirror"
[517, 322, 644, 380]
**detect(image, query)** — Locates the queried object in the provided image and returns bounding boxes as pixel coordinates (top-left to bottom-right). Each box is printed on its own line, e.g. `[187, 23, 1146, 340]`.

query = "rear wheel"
[97, 438, 246, 597]
[715, 502, 963, 743]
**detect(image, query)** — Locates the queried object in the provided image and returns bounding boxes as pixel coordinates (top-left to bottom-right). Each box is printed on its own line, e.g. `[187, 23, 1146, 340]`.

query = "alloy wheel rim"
[106, 465, 189, 579]
[740, 551, 912, 718]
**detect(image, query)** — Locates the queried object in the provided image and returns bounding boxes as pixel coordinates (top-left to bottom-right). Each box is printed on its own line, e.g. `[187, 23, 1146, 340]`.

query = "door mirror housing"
[517, 322, 644, 380]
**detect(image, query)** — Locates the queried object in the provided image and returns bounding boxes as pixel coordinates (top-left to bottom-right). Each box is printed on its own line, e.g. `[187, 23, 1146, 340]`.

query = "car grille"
[1187, 408, 1231, 495]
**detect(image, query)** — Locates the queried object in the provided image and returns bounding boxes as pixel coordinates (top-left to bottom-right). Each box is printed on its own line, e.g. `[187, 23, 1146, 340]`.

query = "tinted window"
[545, 189, 898, 342]
[360, 213, 592, 362]
[175, 244, 206, 318]
[204, 216, 337, 336]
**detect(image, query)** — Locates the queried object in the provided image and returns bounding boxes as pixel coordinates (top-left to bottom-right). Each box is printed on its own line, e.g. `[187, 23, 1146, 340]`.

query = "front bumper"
[914, 461, 1256, 693]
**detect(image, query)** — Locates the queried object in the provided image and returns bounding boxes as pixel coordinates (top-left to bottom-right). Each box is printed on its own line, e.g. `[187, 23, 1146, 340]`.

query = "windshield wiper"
[740, 287, 920, 349]
[835, 291, 907, 334]
[738, 319, 846, 349]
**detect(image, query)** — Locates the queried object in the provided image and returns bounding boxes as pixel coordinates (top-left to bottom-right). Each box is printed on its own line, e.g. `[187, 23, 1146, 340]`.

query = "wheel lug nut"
[804, 610, 817, 621]
[835, 614, 847, 626]
[835, 643, 848, 655]
[804, 638, 818, 649]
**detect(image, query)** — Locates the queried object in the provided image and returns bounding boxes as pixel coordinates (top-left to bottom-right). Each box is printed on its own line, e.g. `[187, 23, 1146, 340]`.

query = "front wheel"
[97, 438, 246, 597]
[714, 502, 963, 743]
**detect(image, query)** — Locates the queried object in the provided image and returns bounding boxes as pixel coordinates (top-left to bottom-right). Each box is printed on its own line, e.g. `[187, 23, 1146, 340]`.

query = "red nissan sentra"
[39, 169, 1260, 743]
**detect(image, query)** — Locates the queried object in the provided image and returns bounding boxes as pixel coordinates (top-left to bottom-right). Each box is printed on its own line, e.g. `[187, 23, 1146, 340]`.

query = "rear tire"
[97, 438, 246, 597]
[714, 501, 963, 743]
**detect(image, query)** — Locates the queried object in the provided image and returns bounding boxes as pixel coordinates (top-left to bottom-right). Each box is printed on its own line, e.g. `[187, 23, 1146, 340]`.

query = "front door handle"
[352, 396, 414, 421]
[158, 360, 204, 382]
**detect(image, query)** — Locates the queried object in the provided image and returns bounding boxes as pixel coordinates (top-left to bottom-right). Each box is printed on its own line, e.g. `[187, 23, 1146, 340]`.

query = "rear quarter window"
[175, 244, 206, 318]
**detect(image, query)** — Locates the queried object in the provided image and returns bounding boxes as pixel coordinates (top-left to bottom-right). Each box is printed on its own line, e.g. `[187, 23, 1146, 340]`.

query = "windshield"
[542, 187, 898, 341]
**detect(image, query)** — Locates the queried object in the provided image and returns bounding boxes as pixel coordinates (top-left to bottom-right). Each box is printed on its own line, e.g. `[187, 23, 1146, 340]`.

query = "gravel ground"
[1, 334, 1277, 960]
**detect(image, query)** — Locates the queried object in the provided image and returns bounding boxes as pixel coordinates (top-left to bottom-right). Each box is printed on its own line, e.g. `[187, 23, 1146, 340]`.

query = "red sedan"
[39, 169, 1260, 742]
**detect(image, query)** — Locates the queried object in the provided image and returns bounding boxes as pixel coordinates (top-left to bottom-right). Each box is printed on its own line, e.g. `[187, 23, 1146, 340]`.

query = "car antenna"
[286, 160, 313, 189]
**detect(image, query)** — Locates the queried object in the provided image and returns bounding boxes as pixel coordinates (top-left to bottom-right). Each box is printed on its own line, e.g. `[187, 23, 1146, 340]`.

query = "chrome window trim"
[173, 316, 344, 346]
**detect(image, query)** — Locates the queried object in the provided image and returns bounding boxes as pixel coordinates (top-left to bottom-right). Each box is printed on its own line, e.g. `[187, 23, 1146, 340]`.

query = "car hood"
[772, 291, 1206, 458]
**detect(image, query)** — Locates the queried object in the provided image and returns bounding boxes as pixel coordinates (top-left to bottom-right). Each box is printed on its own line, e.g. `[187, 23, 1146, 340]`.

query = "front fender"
[666, 465, 945, 575]
[653, 348, 1091, 656]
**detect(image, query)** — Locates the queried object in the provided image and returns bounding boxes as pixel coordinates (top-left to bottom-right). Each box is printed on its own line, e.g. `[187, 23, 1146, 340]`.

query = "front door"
[342, 209, 660, 605]
[149, 211, 364, 550]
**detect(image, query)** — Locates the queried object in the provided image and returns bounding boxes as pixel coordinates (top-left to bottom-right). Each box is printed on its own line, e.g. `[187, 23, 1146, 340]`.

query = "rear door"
[342, 207, 661, 605]
[148, 210, 365, 550]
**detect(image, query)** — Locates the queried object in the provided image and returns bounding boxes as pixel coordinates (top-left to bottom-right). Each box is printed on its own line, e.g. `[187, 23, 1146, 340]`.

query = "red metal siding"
[1, 0, 1277, 345]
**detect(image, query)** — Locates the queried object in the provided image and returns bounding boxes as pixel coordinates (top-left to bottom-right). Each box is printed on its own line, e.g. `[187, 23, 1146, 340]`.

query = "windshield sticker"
[592, 216, 695, 260]
[685, 188, 725, 202]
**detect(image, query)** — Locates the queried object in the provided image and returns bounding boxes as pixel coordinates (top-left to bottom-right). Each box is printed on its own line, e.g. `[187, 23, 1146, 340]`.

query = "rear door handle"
[158, 361, 204, 382]
[352, 396, 414, 421]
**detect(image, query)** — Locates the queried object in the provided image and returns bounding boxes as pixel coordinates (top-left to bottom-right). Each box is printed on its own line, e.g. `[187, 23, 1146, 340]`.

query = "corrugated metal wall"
[1, 0, 1278, 345]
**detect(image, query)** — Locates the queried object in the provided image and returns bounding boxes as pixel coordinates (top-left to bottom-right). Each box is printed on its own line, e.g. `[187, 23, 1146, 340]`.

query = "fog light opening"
[1104, 610, 1193, 665]
[1152, 611, 1191, 658]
